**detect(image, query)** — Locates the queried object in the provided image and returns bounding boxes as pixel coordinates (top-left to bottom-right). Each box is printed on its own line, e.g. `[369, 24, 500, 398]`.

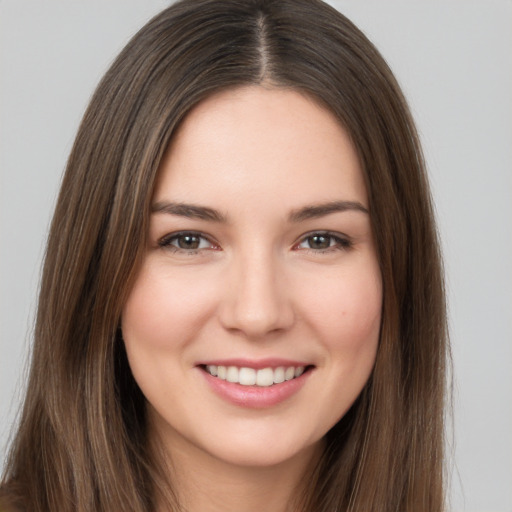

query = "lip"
[196, 358, 310, 370]
[197, 360, 314, 409]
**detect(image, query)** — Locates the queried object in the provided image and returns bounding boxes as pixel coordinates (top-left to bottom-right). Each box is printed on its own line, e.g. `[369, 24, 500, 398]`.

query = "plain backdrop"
[1, 1, 511, 511]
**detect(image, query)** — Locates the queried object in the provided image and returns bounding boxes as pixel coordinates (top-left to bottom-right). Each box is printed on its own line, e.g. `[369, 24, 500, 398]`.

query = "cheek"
[297, 258, 381, 423]
[300, 261, 382, 351]
[288, 260, 382, 438]
[121, 262, 218, 352]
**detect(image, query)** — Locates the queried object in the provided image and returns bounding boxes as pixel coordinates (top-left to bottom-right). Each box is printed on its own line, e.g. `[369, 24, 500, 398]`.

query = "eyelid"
[156, 230, 352, 254]
[293, 230, 352, 252]
[158, 230, 220, 252]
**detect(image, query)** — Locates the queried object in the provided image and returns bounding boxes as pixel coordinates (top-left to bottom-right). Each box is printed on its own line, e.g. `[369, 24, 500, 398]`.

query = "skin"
[121, 86, 382, 512]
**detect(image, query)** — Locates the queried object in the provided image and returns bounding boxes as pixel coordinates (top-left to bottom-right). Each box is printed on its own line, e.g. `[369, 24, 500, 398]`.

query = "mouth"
[200, 364, 313, 387]
[197, 360, 314, 408]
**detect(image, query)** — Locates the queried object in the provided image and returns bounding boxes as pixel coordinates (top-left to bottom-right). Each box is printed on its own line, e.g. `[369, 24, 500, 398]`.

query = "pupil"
[179, 235, 199, 249]
[309, 235, 330, 249]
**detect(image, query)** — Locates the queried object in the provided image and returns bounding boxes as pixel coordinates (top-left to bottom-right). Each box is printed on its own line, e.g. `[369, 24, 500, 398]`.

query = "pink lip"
[197, 364, 313, 409]
[196, 358, 310, 370]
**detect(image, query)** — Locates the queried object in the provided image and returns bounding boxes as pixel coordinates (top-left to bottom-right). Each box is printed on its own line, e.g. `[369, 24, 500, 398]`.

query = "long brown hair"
[1, 1, 448, 510]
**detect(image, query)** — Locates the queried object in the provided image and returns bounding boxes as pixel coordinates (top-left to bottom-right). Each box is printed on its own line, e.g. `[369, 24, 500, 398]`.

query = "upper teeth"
[205, 365, 305, 387]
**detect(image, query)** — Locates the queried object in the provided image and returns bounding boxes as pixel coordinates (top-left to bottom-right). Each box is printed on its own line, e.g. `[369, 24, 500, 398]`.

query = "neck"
[150, 424, 323, 512]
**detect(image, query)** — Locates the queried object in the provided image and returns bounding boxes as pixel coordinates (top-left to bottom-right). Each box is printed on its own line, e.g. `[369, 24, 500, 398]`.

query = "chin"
[203, 436, 322, 470]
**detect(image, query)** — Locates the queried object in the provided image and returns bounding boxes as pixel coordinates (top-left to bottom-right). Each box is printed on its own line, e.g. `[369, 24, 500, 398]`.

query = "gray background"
[1, 1, 511, 510]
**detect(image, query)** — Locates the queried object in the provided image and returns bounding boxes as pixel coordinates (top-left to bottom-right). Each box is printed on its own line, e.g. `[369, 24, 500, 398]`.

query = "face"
[122, 86, 382, 469]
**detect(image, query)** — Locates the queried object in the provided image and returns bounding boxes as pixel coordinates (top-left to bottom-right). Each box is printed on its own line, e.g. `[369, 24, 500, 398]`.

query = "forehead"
[154, 85, 367, 210]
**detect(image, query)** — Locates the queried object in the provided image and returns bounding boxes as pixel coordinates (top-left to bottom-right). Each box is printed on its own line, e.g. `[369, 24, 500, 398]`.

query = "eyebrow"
[151, 199, 368, 223]
[288, 200, 369, 222]
[151, 201, 227, 222]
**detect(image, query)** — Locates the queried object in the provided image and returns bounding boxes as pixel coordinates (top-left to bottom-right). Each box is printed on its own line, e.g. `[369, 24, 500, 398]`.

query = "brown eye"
[307, 234, 331, 250]
[295, 232, 352, 252]
[176, 234, 201, 249]
[159, 232, 216, 252]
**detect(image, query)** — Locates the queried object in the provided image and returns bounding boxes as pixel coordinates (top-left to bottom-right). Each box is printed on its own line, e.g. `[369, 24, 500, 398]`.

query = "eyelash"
[294, 231, 352, 253]
[158, 230, 352, 255]
[158, 231, 218, 254]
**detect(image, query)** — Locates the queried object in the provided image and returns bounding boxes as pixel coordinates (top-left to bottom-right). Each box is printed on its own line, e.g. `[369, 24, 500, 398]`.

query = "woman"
[0, 0, 448, 510]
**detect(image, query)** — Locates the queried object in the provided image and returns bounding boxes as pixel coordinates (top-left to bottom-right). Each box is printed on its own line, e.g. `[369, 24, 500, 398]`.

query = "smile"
[198, 361, 314, 408]
[204, 365, 305, 387]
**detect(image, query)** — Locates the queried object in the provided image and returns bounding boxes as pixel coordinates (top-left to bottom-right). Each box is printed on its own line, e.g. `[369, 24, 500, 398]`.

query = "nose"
[219, 250, 295, 339]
